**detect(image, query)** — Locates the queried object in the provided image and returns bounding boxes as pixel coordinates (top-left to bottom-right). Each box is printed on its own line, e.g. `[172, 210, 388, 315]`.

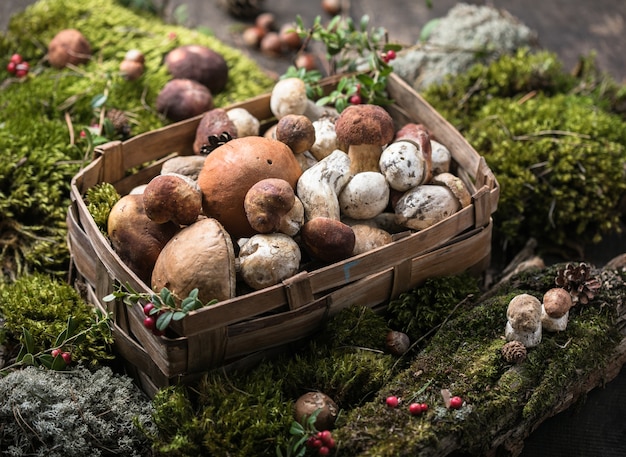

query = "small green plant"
[277, 410, 337, 457]
[283, 14, 402, 112]
[104, 284, 215, 333]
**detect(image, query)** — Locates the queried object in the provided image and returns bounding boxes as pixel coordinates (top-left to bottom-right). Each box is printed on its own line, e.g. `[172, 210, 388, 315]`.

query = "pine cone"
[106, 108, 131, 138]
[555, 262, 602, 305]
[218, 0, 264, 18]
[200, 132, 233, 155]
[501, 340, 527, 364]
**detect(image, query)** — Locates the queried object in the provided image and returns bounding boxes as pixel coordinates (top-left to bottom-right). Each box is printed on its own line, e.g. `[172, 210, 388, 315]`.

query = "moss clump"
[0, 365, 154, 457]
[86, 182, 121, 234]
[0, 0, 274, 278]
[0, 273, 113, 365]
[422, 48, 626, 258]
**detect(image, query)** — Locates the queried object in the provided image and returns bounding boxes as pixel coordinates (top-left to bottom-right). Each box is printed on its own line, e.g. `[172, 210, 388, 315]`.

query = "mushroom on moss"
[156, 78, 214, 122]
[505, 293, 542, 348]
[335, 104, 395, 175]
[294, 392, 339, 431]
[47, 29, 92, 68]
[541, 287, 573, 332]
[164, 44, 229, 93]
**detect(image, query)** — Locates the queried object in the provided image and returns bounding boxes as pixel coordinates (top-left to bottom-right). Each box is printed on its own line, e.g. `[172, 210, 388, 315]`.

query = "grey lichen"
[392, 3, 538, 90]
[0, 365, 154, 457]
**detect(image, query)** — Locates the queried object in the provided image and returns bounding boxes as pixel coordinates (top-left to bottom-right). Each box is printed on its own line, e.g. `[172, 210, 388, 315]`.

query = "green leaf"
[289, 420, 305, 436]
[21, 353, 36, 366]
[39, 354, 54, 369]
[156, 311, 173, 331]
[103, 293, 116, 302]
[172, 311, 187, 321]
[51, 355, 68, 371]
[54, 328, 69, 348]
[22, 328, 35, 354]
[91, 93, 108, 109]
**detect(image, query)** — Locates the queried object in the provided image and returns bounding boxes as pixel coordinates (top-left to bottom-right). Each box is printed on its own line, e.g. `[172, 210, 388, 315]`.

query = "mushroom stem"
[348, 144, 383, 174]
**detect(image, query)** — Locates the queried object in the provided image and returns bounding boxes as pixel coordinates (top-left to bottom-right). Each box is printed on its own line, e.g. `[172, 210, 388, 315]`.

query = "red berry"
[143, 302, 155, 315]
[349, 94, 362, 105]
[10, 53, 22, 64]
[51, 348, 62, 358]
[318, 446, 330, 456]
[6, 61, 16, 73]
[449, 395, 463, 409]
[385, 395, 399, 408]
[385, 50, 397, 61]
[61, 352, 72, 364]
[420, 402, 429, 412]
[15, 69, 28, 78]
[143, 316, 155, 330]
[318, 430, 333, 445]
[309, 438, 322, 448]
[409, 402, 423, 415]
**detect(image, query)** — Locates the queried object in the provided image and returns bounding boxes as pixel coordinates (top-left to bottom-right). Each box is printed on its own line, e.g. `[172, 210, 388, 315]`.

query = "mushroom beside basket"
[66, 73, 499, 397]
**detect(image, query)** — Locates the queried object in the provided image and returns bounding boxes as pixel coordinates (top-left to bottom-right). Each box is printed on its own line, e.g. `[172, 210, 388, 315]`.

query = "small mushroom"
[296, 149, 352, 222]
[156, 78, 214, 122]
[107, 194, 179, 284]
[244, 178, 296, 234]
[279, 196, 305, 236]
[193, 108, 238, 154]
[301, 217, 355, 263]
[350, 224, 393, 255]
[151, 217, 236, 304]
[505, 293, 542, 348]
[238, 233, 301, 289]
[47, 29, 92, 68]
[394, 184, 461, 230]
[338, 172, 390, 220]
[335, 104, 395, 175]
[391, 123, 433, 184]
[294, 392, 338, 431]
[386, 330, 411, 356]
[269, 77, 324, 120]
[226, 107, 260, 137]
[120, 49, 145, 81]
[164, 45, 229, 93]
[143, 173, 203, 226]
[275, 114, 316, 154]
[310, 113, 339, 161]
[541, 287, 573, 332]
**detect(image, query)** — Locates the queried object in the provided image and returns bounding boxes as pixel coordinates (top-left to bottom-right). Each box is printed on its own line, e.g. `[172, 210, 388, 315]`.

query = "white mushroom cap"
[379, 140, 427, 192]
[310, 115, 339, 161]
[339, 172, 390, 220]
[431, 140, 452, 175]
[227, 107, 260, 137]
[270, 78, 309, 119]
[238, 233, 301, 290]
[394, 184, 460, 230]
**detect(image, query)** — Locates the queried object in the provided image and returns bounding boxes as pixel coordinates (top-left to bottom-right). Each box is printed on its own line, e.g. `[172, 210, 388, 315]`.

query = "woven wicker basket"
[67, 73, 499, 396]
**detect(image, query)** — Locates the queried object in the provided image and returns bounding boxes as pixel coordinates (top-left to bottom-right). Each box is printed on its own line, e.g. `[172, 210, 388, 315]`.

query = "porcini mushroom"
[300, 217, 355, 263]
[294, 392, 338, 431]
[226, 107, 260, 137]
[193, 108, 238, 154]
[160, 155, 207, 181]
[275, 114, 316, 154]
[379, 140, 429, 192]
[350, 224, 393, 255]
[541, 287, 573, 332]
[238, 233, 301, 289]
[431, 140, 452, 175]
[143, 173, 203, 226]
[269, 77, 324, 120]
[120, 49, 145, 81]
[296, 149, 351, 222]
[244, 178, 296, 234]
[310, 113, 339, 161]
[505, 293, 542, 348]
[107, 194, 178, 284]
[151, 217, 236, 304]
[156, 78, 214, 122]
[164, 45, 229, 93]
[338, 172, 390, 220]
[47, 29, 92, 68]
[431, 172, 472, 208]
[335, 104, 395, 175]
[394, 184, 461, 230]
[393, 123, 433, 183]
[197, 136, 303, 238]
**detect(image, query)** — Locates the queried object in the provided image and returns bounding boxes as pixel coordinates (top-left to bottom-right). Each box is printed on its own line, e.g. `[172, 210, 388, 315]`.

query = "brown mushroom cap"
[431, 172, 472, 208]
[543, 287, 573, 318]
[156, 78, 214, 122]
[47, 29, 92, 68]
[107, 194, 179, 284]
[275, 114, 316, 154]
[351, 224, 393, 255]
[197, 136, 303, 239]
[301, 217, 355, 263]
[193, 108, 238, 154]
[143, 173, 203, 226]
[334, 104, 395, 174]
[293, 392, 338, 431]
[151, 217, 236, 304]
[507, 293, 542, 332]
[164, 45, 229, 93]
[244, 178, 296, 233]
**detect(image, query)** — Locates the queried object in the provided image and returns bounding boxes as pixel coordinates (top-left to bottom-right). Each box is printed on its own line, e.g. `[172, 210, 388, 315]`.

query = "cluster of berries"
[385, 394, 463, 414]
[51, 348, 72, 365]
[142, 302, 165, 336]
[305, 430, 336, 456]
[381, 49, 397, 64]
[6, 53, 30, 78]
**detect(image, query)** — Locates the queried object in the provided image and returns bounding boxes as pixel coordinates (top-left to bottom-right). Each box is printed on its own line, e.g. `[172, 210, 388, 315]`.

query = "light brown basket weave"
[67, 73, 499, 396]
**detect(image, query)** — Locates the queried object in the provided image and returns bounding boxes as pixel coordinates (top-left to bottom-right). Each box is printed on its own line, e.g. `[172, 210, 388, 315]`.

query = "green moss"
[86, 182, 121, 234]
[0, 273, 114, 365]
[0, 0, 274, 278]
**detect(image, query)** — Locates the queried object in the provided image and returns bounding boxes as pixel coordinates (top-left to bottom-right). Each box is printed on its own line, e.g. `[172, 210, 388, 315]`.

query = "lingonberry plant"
[104, 283, 215, 334]
[281, 14, 402, 112]
[277, 409, 338, 457]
